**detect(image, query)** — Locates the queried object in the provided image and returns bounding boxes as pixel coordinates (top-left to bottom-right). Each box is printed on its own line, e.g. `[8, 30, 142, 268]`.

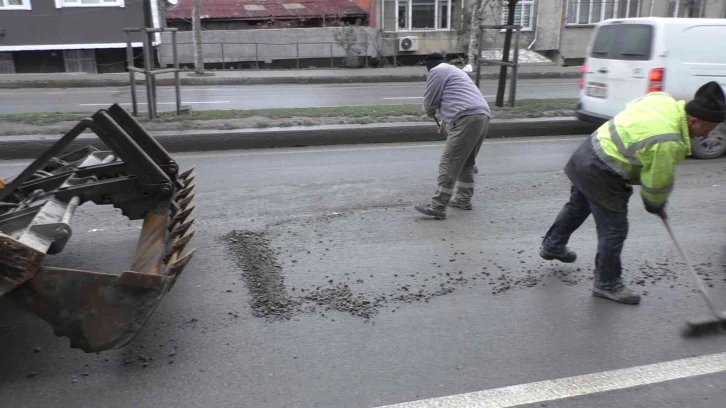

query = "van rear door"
[581, 21, 660, 118]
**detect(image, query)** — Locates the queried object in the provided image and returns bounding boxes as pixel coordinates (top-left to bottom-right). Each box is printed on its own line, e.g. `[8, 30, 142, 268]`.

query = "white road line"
[0, 137, 581, 168]
[376, 352, 726, 408]
[78, 101, 230, 106]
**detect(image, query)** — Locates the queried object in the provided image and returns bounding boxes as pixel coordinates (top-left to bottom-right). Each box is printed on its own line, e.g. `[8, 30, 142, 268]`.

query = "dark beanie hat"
[426, 52, 447, 71]
[686, 81, 726, 123]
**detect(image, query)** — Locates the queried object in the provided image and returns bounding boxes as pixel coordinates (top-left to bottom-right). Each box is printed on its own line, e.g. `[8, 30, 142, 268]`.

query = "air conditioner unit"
[398, 36, 419, 52]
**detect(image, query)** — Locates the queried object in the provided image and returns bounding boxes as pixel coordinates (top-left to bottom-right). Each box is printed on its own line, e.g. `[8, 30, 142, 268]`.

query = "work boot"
[448, 199, 472, 210]
[592, 282, 641, 305]
[539, 246, 577, 263]
[414, 203, 446, 220]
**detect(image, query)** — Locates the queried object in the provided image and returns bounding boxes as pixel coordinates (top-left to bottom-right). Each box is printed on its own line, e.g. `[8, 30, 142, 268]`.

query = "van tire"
[691, 124, 726, 160]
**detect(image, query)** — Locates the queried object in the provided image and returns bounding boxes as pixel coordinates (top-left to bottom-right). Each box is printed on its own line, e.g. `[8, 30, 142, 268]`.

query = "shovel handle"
[662, 217, 722, 317]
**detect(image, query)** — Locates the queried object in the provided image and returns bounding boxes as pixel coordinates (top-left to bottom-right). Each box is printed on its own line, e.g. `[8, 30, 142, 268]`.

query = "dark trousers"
[542, 186, 628, 289]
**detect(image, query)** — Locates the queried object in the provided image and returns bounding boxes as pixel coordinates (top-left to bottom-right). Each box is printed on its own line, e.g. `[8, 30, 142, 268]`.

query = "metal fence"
[157, 40, 375, 69]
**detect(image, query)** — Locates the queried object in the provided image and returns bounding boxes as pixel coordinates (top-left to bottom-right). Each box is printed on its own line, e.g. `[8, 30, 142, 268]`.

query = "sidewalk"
[0, 65, 583, 89]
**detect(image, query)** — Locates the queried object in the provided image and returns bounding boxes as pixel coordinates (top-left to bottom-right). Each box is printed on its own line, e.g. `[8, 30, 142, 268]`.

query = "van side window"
[589, 24, 654, 61]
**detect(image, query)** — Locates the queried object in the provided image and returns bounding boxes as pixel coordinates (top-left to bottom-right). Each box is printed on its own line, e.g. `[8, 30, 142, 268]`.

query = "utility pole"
[495, 0, 518, 107]
[193, 0, 205, 75]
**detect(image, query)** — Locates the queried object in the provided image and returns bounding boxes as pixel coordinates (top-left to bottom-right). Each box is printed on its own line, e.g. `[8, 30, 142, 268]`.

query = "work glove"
[644, 200, 666, 219]
[0, 177, 5, 189]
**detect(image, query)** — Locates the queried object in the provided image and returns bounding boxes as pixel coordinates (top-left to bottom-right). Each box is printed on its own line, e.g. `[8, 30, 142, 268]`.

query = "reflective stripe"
[436, 186, 454, 195]
[641, 183, 673, 195]
[590, 133, 632, 180]
[628, 133, 682, 153]
[457, 182, 475, 188]
[608, 120, 684, 163]
[608, 120, 640, 165]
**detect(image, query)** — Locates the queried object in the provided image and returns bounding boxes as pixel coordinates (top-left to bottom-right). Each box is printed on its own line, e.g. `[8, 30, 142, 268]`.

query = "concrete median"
[0, 117, 597, 160]
[0, 71, 581, 89]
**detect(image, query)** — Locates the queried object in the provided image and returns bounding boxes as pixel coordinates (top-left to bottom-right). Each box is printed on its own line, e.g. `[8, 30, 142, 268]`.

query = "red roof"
[166, 0, 367, 21]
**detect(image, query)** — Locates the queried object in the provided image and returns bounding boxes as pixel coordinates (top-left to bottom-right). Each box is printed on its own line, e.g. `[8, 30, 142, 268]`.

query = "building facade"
[375, 0, 537, 60]
[533, 0, 726, 65]
[0, 0, 162, 74]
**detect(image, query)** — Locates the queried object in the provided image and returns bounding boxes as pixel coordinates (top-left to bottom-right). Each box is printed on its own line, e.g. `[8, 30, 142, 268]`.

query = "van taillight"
[580, 64, 588, 89]
[648, 68, 665, 93]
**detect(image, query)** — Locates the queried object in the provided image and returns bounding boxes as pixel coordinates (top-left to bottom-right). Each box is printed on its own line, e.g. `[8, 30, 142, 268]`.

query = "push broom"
[661, 214, 726, 337]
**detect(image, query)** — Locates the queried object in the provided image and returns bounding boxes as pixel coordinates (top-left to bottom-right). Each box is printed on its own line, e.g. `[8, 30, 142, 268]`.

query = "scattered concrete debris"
[222, 208, 726, 322]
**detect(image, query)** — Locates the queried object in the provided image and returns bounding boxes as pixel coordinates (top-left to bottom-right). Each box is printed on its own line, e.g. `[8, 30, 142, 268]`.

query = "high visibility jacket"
[591, 92, 691, 209]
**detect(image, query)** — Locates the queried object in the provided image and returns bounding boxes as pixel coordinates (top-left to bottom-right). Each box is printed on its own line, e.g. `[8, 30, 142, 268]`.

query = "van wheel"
[691, 124, 726, 160]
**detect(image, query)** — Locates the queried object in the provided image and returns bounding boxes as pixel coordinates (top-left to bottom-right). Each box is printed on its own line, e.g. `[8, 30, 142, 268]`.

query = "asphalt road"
[1, 136, 726, 407]
[0, 79, 579, 114]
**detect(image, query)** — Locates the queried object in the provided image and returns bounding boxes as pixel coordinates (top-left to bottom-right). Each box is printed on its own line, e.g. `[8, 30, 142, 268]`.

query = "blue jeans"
[542, 186, 628, 289]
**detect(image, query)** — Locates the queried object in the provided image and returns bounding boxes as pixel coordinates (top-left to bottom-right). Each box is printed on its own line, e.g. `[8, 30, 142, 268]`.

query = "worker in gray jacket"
[415, 52, 491, 220]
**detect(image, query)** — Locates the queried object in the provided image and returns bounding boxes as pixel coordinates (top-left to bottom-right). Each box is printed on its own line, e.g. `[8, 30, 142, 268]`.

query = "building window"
[56, 0, 124, 7]
[64, 50, 98, 74]
[0, 0, 32, 10]
[384, 0, 452, 32]
[567, 0, 640, 25]
[668, 0, 702, 17]
[0, 53, 15, 74]
[501, 0, 535, 31]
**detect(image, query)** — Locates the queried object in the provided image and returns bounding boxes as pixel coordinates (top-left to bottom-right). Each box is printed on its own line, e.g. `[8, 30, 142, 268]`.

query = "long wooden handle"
[662, 217, 721, 317]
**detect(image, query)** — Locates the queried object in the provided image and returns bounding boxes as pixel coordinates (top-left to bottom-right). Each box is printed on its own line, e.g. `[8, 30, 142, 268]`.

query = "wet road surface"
[0, 79, 579, 114]
[1, 136, 726, 407]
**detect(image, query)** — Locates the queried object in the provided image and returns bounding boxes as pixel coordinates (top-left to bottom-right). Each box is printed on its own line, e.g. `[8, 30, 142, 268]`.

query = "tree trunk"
[193, 0, 204, 75]
[495, 0, 518, 107]
[463, 0, 491, 72]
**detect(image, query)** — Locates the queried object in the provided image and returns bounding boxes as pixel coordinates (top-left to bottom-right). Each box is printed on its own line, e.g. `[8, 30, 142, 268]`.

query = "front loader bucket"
[0, 104, 196, 352]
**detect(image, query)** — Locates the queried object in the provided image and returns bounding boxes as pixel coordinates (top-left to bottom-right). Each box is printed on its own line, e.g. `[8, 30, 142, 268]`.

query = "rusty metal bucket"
[0, 104, 196, 352]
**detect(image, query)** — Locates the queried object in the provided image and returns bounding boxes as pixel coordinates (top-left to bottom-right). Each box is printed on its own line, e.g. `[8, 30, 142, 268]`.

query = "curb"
[0, 71, 582, 89]
[0, 117, 596, 160]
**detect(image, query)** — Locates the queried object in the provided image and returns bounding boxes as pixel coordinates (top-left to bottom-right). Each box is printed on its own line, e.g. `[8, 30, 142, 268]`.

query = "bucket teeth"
[177, 182, 195, 200]
[166, 229, 195, 262]
[171, 217, 195, 239]
[183, 175, 195, 188]
[178, 193, 195, 210]
[167, 249, 196, 276]
[180, 168, 195, 181]
[170, 205, 195, 230]
[167, 249, 197, 289]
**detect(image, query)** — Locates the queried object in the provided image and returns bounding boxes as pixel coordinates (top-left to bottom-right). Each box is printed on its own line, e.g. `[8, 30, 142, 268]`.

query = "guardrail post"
[172, 30, 181, 116]
[221, 43, 225, 70]
[330, 43, 334, 67]
[125, 31, 138, 117]
[364, 39, 369, 68]
[508, 27, 520, 107]
[296, 43, 300, 69]
[255, 43, 259, 69]
[475, 26, 484, 87]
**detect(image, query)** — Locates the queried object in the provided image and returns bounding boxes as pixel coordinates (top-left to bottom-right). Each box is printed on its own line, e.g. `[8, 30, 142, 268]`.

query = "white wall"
[158, 27, 380, 66]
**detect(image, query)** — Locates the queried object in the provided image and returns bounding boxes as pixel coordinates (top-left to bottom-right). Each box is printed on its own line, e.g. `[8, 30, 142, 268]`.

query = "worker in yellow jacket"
[539, 81, 726, 305]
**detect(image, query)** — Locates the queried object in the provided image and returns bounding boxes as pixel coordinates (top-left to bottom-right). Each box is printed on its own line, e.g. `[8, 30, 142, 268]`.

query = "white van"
[576, 17, 726, 159]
